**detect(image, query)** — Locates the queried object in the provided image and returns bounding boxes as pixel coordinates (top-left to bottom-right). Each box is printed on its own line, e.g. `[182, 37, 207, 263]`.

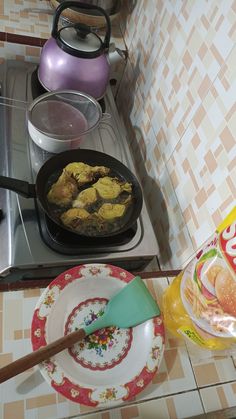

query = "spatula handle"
[0, 328, 86, 384]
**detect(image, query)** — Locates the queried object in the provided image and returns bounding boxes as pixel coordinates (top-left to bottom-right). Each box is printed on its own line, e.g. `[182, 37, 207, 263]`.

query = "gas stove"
[0, 60, 158, 282]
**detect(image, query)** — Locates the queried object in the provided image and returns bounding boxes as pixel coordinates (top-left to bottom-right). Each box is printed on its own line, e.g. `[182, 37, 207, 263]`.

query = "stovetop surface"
[0, 60, 158, 280]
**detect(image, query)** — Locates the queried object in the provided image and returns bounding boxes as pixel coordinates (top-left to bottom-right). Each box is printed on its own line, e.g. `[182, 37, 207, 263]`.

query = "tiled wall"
[0, 1, 53, 38]
[117, 0, 236, 269]
[0, 42, 41, 63]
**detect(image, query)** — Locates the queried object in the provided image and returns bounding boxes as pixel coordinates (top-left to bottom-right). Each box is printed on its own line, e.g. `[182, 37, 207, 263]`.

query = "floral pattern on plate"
[38, 285, 60, 318]
[65, 298, 133, 370]
[31, 263, 165, 407]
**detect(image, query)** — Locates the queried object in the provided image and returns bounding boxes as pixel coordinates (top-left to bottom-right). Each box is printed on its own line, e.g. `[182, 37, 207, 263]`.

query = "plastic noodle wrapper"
[163, 207, 236, 351]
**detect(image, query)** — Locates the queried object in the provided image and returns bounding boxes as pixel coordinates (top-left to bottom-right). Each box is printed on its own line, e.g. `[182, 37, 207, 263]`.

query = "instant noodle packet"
[163, 206, 236, 350]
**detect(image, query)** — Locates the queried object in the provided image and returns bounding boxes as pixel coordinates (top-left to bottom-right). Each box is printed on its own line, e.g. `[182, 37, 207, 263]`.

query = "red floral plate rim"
[31, 263, 165, 407]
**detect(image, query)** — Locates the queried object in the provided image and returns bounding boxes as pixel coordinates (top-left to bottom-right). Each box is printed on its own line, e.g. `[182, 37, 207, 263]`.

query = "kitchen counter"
[1, 275, 236, 419]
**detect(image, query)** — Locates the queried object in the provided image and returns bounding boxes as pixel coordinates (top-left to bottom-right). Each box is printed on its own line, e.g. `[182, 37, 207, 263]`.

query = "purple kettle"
[38, 1, 111, 99]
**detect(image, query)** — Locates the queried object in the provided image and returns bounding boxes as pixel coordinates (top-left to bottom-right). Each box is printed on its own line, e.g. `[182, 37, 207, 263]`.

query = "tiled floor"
[1, 279, 236, 419]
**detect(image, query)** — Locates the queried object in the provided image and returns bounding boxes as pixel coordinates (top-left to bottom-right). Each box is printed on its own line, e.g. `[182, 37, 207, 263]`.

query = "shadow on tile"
[131, 127, 172, 267]
[16, 369, 45, 394]
[116, 54, 172, 267]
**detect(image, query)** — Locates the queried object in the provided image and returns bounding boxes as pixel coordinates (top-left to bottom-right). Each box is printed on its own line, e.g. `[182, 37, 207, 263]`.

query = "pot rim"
[27, 89, 103, 140]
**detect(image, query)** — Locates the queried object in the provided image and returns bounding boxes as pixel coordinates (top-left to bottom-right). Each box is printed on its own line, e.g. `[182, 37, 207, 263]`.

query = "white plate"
[31, 264, 165, 407]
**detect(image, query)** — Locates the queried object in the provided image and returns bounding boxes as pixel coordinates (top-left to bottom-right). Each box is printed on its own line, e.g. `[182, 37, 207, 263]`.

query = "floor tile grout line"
[64, 377, 236, 419]
[197, 388, 206, 415]
[66, 387, 204, 419]
[230, 354, 236, 369]
[185, 342, 199, 391]
[198, 378, 236, 390]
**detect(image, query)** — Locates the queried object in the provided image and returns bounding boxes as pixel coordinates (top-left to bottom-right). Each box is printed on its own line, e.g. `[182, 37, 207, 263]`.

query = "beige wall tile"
[139, 398, 169, 419]
[23, 329, 30, 339]
[0, 353, 13, 368]
[3, 401, 24, 419]
[14, 330, 23, 340]
[121, 405, 139, 419]
[152, 371, 168, 385]
[164, 349, 184, 380]
[1, 1, 52, 39]
[216, 387, 229, 409]
[23, 289, 41, 298]
[4, 300, 22, 340]
[232, 382, 236, 393]
[0, 41, 40, 62]
[25, 46, 40, 57]
[204, 150, 217, 173]
[166, 397, 177, 418]
[26, 394, 56, 409]
[220, 126, 235, 152]
[193, 363, 219, 386]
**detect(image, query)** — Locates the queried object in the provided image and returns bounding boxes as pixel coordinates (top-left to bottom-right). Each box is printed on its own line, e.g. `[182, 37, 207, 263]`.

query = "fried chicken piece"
[61, 207, 105, 235]
[72, 187, 97, 209]
[47, 171, 78, 207]
[92, 177, 132, 200]
[64, 162, 110, 187]
[97, 203, 126, 221]
[60, 207, 90, 229]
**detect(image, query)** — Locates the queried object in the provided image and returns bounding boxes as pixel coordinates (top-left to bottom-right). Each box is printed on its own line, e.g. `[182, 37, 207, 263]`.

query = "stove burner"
[29, 70, 137, 256]
[0, 60, 158, 280]
[35, 200, 137, 255]
[31, 69, 106, 112]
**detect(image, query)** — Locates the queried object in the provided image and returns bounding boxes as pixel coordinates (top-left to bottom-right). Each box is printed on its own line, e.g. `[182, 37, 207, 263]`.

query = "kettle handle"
[51, 1, 111, 49]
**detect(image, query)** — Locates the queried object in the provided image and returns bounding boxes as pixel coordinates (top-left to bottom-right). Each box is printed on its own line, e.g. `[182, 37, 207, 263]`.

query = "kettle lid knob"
[74, 22, 91, 39]
[58, 24, 104, 57]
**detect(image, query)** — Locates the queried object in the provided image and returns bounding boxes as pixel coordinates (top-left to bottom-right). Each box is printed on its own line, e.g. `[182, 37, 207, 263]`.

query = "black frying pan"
[0, 149, 143, 238]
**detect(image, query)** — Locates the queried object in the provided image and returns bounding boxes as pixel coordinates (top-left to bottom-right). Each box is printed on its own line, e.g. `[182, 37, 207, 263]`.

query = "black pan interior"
[35, 149, 143, 237]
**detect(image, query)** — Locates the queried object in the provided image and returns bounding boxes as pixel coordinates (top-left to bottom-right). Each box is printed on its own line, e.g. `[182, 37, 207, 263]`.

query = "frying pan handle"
[0, 176, 36, 198]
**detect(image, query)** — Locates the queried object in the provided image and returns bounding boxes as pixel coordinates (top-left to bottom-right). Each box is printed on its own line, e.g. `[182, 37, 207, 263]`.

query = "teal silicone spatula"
[0, 276, 160, 384]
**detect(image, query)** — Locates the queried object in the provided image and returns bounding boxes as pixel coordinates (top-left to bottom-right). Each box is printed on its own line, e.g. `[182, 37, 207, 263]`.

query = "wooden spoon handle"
[0, 328, 86, 384]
